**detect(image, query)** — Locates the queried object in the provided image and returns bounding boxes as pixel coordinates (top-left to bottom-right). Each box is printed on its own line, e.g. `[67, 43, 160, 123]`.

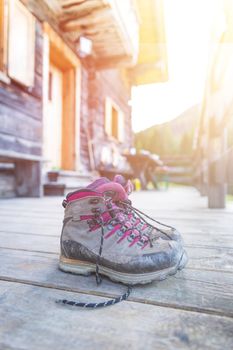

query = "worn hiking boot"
[59, 180, 187, 285]
[89, 175, 184, 243]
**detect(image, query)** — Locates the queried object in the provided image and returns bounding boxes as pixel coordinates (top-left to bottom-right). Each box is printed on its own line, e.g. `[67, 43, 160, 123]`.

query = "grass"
[227, 194, 233, 202]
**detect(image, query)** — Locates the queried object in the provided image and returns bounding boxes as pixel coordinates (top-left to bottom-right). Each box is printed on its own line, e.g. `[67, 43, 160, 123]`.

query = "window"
[105, 97, 125, 142]
[8, 0, 35, 86]
[0, 0, 35, 86]
[0, 0, 7, 73]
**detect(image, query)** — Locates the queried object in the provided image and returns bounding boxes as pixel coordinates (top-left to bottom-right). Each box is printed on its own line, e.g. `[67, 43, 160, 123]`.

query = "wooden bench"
[0, 149, 43, 197]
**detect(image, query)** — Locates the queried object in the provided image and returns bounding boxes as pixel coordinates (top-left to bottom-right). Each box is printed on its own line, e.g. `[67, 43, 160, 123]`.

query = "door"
[43, 24, 80, 172]
[44, 63, 63, 169]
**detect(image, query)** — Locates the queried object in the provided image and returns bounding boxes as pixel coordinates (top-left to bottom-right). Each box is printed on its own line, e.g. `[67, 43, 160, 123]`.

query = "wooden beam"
[94, 55, 134, 69]
[0, 150, 44, 162]
[59, 0, 103, 17]
[43, 22, 79, 69]
[60, 0, 87, 9]
[60, 7, 112, 32]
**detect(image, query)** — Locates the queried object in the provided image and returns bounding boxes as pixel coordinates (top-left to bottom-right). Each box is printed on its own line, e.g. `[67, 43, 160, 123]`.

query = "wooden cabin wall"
[93, 69, 132, 146]
[0, 0, 133, 189]
[79, 67, 132, 171]
[0, 21, 43, 156]
[17, 0, 133, 174]
[0, 20, 43, 197]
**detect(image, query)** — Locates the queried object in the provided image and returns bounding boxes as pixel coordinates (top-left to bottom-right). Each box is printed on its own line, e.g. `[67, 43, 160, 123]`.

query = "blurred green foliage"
[134, 106, 198, 157]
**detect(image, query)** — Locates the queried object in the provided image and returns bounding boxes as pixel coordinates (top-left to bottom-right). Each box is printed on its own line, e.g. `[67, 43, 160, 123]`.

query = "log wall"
[79, 66, 132, 171]
[0, 21, 43, 156]
[0, 0, 133, 194]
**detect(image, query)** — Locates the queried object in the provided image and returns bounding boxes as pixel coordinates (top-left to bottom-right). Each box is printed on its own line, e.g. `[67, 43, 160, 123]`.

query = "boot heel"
[59, 256, 95, 276]
[178, 251, 188, 270]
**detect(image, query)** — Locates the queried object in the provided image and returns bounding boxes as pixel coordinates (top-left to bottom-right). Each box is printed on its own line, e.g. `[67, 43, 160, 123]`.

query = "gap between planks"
[1, 275, 233, 319]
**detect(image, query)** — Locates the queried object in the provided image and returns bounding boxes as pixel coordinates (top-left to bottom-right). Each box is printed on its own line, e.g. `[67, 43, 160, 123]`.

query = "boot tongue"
[94, 182, 127, 201]
[114, 175, 134, 195]
[86, 177, 110, 190]
[87, 175, 133, 201]
[91, 175, 129, 201]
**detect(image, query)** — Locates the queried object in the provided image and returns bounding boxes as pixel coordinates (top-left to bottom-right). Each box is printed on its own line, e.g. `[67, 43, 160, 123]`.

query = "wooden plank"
[0, 189, 231, 216]
[60, 7, 112, 32]
[1, 249, 233, 318]
[0, 231, 232, 272]
[1, 281, 233, 350]
[0, 197, 63, 207]
[0, 210, 232, 236]
[0, 133, 42, 159]
[0, 151, 42, 168]
[2, 205, 230, 226]
[0, 231, 60, 251]
[0, 222, 233, 249]
[60, 0, 103, 17]
[0, 84, 42, 120]
[0, 209, 62, 219]
[0, 103, 42, 142]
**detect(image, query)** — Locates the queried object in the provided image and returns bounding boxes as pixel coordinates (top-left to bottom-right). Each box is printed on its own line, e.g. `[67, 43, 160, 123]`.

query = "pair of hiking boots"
[59, 175, 188, 286]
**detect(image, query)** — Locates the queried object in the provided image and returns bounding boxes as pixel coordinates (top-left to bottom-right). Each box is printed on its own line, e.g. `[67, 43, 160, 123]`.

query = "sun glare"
[132, 0, 225, 132]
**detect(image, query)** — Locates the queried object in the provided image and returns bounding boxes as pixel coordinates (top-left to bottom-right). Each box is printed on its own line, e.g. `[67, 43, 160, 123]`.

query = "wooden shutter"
[8, 0, 35, 86]
[0, 0, 8, 73]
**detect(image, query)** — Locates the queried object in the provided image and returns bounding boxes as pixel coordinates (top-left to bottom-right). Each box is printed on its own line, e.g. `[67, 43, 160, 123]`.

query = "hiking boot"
[59, 186, 187, 285]
[88, 175, 184, 244]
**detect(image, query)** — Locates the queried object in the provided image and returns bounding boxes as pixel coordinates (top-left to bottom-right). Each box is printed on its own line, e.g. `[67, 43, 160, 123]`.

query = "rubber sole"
[59, 251, 188, 285]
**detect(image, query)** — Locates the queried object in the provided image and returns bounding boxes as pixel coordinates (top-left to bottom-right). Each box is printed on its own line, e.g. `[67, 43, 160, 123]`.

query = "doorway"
[44, 63, 63, 169]
[43, 23, 79, 171]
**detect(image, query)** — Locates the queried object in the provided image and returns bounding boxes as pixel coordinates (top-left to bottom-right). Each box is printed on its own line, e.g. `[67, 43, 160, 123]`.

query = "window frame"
[104, 97, 125, 143]
[7, 0, 35, 87]
[0, 0, 9, 81]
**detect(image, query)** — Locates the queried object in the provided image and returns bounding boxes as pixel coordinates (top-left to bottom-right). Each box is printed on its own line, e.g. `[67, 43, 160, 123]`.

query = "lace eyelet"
[89, 198, 101, 205]
[91, 207, 101, 213]
[117, 230, 124, 237]
[104, 190, 115, 198]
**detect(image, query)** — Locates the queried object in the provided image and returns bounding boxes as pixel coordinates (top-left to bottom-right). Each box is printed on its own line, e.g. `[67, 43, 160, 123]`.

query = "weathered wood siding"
[79, 66, 132, 171]
[0, 0, 133, 184]
[0, 21, 43, 156]
[93, 69, 132, 146]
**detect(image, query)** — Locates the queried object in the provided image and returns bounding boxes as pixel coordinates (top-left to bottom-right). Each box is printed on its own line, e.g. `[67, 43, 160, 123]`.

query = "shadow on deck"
[0, 186, 233, 349]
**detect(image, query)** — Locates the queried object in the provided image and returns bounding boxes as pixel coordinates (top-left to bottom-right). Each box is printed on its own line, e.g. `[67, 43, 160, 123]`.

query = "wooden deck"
[0, 187, 233, 349]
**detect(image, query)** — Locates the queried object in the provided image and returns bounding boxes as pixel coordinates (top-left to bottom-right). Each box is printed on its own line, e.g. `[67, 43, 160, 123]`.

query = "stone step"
[44, 170, 95, 196]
